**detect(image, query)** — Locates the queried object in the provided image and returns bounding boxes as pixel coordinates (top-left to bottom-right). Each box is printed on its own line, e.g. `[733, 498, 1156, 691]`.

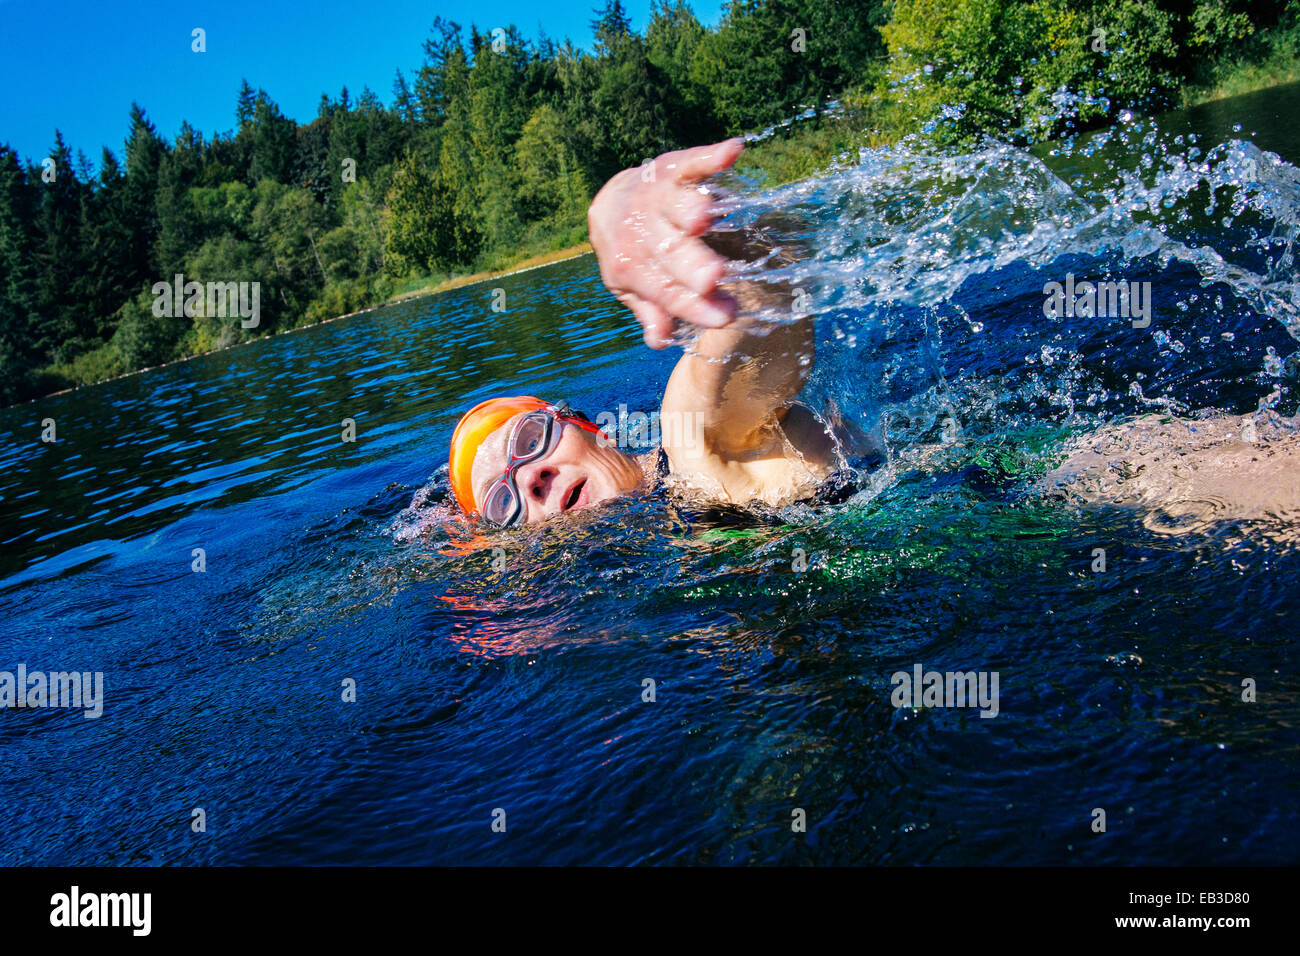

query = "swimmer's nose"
[521, 463, 559, 514]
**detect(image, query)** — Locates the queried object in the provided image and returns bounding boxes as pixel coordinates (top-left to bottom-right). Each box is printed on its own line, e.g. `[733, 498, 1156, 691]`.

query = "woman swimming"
[448, 139, 876, 526]
[448, 138, 1300, 534]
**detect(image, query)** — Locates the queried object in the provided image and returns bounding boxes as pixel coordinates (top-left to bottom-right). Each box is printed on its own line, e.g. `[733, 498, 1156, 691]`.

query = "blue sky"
[0, 0, 724, 168]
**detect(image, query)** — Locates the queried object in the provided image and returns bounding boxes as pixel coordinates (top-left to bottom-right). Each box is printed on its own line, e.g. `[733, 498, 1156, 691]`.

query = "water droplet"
[1104, 652, 1143, 666]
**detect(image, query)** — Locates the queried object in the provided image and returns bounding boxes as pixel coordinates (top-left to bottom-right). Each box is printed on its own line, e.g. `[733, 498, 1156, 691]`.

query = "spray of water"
[693, 99, 1300, 468]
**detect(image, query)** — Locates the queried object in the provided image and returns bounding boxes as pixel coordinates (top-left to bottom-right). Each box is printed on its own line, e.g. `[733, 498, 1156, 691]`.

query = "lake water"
[2, 83, 1299, 865]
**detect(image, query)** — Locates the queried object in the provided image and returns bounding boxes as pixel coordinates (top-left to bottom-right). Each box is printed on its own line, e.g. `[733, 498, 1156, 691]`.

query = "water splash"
[694, 108, 1300, 464]
[712, 131, 1298, 331]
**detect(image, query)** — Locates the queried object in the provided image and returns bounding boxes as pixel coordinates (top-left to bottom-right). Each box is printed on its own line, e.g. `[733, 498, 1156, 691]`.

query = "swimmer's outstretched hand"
[588, 138, 745, 349]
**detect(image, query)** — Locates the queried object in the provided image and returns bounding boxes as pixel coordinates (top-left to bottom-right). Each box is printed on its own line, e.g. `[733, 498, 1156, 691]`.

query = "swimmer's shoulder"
[656, 398, 843, 507]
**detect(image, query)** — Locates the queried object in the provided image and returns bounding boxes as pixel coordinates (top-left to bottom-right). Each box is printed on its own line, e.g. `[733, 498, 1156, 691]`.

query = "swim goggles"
[481, 402, 598, 527]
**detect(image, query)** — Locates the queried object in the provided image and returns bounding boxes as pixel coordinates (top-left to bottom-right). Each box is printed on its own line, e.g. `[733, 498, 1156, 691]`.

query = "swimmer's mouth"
[562, 478, 587, 512]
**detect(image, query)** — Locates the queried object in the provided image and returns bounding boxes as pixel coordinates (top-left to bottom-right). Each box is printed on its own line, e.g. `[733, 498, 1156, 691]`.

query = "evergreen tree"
[592, 26, 673, 175]
[121, 103, 163, 289]
[236, 78, 257, 128]
[0, 145, 39, 401]
[79, 146, 137, 338]
[295, 116, 333, 204]
[30, 131, 91, 361]
[155, 121, 206, 274]
[414, 17, 466, 127]
[647, 0, 718, 143]
[393, 69, 416, 123]
[248, 91, 298, 184]
[591, 0, 634, 53]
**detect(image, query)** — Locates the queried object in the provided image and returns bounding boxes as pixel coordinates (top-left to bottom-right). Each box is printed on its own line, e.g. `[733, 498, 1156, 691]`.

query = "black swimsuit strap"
[655, 445, 671, 477]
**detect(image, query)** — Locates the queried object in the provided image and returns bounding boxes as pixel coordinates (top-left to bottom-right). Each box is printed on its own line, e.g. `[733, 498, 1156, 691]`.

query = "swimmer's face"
[470, 412, 643, 525]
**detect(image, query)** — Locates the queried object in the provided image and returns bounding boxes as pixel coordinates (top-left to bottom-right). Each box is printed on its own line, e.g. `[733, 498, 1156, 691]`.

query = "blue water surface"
[2, 86, 1299, 865]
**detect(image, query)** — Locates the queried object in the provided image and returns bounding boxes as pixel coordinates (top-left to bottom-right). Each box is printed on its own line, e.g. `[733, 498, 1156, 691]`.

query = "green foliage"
[515, 104, 592, 228]
[304, 277, 389, 324]
[1178, 0, 1300, 100]
[1188, 0, 1255, 50]
[182, 234, 264, 349]
[247, 92, 297, 184]
[0, 146, 39, 403]
[593, 33, 674, 169]
[110, 288, 183, 368]
[691, 0, 885, 135]
[647, 1, 716, 142]
[691, 1, 792, 134]
[878, 0, 1254, 142]
[45, 341, 126, 388]
[385, 152, 478, 272]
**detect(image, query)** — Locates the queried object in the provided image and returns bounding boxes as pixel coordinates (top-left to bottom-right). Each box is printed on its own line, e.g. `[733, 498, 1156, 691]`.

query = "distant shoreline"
[379, 243, 593, 306]
[21, 243, 595, 406]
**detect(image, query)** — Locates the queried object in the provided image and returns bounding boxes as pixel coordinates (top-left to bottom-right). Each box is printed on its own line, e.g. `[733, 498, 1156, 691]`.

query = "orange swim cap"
[448, 396, 550, 514]
[449, 396, 613, 515]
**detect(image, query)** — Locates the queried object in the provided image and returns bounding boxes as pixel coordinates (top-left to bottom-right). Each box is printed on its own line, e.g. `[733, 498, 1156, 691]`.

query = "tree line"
[1, 0, 1294, 404]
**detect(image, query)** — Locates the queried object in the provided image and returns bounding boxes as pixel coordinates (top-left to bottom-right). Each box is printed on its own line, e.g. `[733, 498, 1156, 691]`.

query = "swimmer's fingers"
[655, 229, 733, 299]
[662, 138, 745, 186]
[629, 265, 738, 332]
[661, 186, 719, 237]
[619, 254, 736, 340]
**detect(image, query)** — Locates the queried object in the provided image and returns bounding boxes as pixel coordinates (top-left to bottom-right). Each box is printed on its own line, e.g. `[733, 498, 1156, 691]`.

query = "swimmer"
[449, 138, 877, 526]
[448, 139, 1300, 535]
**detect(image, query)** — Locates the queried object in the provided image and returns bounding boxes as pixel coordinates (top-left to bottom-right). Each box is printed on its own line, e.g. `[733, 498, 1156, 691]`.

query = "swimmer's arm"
[660, 267, 813, 458]
[1044, 414, 1300, 519]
